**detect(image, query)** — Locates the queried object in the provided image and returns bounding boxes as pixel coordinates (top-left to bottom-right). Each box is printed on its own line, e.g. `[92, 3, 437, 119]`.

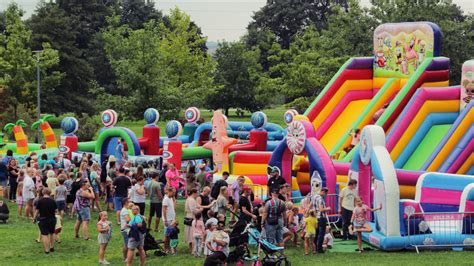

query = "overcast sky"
[1, 0, 473, 41]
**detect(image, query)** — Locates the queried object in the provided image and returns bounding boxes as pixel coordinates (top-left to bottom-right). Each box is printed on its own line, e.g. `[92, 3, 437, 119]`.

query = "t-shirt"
[231, 182, 242, 202]
[239, 196, 252, 221]
[149, 180, 162, 203]
[197, 172, 209, 190]
[339, 187, 357, 211]
[35, 197, 57, 219]
[312, 195, 326, 219]
[90, 171, 99, 187]
[353, 205, 369, 224]
[212, 230, 230, 257]
[265, 198, 285, 219]
[120, 207, 130, 231]
[128, 214, 144, 226]
[216, 196, 228, 215]
[22, 176, 35, 200]
[211, 179, 228, 199]
[267, 176, 286, 194]
[192, 219, 205, 238]
[324, 233, 334, 246]
[55, 185, 67, 201]
[162, 195, 175, 222]
[131, 184, 146, 203]
[166, 169, 181, 189]
[113, 175, 131, 198]
[305, 216, 317, 235]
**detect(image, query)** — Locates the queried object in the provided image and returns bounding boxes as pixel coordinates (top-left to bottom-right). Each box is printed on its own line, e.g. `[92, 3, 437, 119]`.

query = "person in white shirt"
[338, 179, 358, 240]
[162, 187, 176, 252]
[131, 177, 146, 215]
[23, 168, 36, 220]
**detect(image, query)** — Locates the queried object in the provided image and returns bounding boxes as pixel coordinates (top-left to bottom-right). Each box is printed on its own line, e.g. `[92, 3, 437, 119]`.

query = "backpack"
[267, 199, 282, 225]
[211, 180, 224, 199]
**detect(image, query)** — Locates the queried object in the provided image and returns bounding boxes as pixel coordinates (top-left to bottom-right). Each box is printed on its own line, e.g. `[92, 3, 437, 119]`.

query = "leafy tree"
[0, 3, 61, 119]
[206, 41, 263, 116]
[29, 2, 91, 114]
[119, 0, 163, 30]
[369, 0, 474, 84]
[102, 8, 214, 119]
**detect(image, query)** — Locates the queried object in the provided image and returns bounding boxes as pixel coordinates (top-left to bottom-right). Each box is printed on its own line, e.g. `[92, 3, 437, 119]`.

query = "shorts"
[92, 184, 100, 194]
[170, 239, 179, 248]
[106, 197, 113, 203]
[55, 227, 62, 234]
[149, 202, 162, 218]
[282, 226, 290, 234]
[16, 196, 24, 207]
[305, 233, 316, 239]
[114, 197, 125, 211]
[38, 217, 56, 235]
[265, 218, 284, 244]
[0, 180, 7, 188]
[353, 221, 366, 228]
[66, 195, 74, 204]
[127, 233, 145, 249]
[121, 230, 129, 245]
[56, 200, 66, 211]
[76, 207, 91, 222]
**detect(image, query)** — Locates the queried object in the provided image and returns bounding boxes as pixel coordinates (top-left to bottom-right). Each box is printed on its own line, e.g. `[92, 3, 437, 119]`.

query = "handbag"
[184, 217, 193, 226]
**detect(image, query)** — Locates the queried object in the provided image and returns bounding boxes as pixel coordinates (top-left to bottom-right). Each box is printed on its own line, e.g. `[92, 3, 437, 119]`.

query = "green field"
[0, 200, 472, 266]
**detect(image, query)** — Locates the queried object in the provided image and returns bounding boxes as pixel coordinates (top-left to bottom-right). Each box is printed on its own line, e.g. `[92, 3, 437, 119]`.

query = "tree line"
[1, 0, 473, 123]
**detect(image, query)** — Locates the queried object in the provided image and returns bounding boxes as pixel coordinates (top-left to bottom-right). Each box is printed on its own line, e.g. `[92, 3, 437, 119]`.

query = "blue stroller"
[246, 224, 291, 266]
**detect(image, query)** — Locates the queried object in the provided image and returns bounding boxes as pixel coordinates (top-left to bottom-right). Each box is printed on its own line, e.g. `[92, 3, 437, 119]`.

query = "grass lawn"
[0, 200, 472, 266]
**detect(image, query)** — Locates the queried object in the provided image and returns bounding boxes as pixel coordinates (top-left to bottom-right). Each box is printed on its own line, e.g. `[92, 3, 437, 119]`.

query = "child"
[303, 209, 317, 255]
[323, 226, 333, 250]
[55, 211, 63, 244]
[55, 177, 67, 217]
[204, 218, 218, 256]
[166, 220, 179, 255]
[16, 182, 23, 217]
[192, 212, 205, 257]
[349, 128, 361, 148]
[64, 172, 74, 214]
[349, 197, 382, 253]
[97, 211, 112, 264]
[287, 204, 300, 247]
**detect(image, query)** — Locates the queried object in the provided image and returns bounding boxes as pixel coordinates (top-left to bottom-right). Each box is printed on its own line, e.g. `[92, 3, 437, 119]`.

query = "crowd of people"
[0, 146, 380, 265]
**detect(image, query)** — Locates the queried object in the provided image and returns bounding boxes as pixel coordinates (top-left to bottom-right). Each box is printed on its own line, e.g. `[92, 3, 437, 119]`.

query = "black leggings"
[9, 181, 17, 201]
[204, 251, 227, 266]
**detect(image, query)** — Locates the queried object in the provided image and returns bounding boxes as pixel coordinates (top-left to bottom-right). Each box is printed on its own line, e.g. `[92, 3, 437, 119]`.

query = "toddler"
[166, 220, 179, 255]
[16, 182, 24, 217]
[204, 218, 218, 256]
[304, 209, 317, 255]
[323, 226, 333, 250]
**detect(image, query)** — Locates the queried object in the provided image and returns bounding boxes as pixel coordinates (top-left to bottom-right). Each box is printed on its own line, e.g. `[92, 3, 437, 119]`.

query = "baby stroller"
[228, 215, 253, 263]
[246, 224, 291, 266]
[143, 229, 166, 257]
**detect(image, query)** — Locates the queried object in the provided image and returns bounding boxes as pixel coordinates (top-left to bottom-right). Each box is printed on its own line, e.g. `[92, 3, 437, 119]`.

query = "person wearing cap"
[267, 168, 286, 198]
[313, 187, 331, 253]
[262, 188, 286, 247]
[239, 186, 256, 222]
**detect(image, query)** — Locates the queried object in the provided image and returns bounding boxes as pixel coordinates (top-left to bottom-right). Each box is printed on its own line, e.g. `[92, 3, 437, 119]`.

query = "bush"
[285, 97, 311, 114]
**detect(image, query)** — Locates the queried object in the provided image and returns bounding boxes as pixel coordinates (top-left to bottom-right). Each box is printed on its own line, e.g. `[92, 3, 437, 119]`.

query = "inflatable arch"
[349, 125, 400, 237]
[268, 120, 336, 195]
[95, 127, 141, 162]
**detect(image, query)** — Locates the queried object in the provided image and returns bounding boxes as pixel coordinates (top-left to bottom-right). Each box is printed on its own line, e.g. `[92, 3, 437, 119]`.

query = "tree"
[28, 2, 90, 114]
[369, 0, 474, 84]
[119, 0, 163, 30]
[207, 42, 263, 116]
[102, 8, 215, 119]
[0, 3, 61, 119]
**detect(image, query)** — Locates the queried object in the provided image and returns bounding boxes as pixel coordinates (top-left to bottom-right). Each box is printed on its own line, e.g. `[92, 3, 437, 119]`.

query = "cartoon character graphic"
[394, 41, 404, 72]
[375, 51, 386, 68]
[404, 36, 419, 70]
[462, 78, 474, 104]
[203, 110, 237, 172]
[417, 40, 426, 64]
[310, 171, 322, 196]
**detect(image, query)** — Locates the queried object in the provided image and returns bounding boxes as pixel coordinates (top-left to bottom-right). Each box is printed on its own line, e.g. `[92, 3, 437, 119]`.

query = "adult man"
[148, 172, 163, 232]
[120, 198, 132, 262]
[339, 179, 358, 240]
[262, 188, 286, 246]
[126, 205, 146, 266]
[113, 167, 132, 224]
[204, 221, 230, 266]
[267, 168, 286, 197]
[197, 186, 215, 223]
[313, 187, 331, 253]
[35, 188, 57, 254]
[211, 171, 229, 200]
[162, 187, 176, 251]
[23, 168, 36, 219]
[74, 181, 95, 240]
[239, 187, 256, 222]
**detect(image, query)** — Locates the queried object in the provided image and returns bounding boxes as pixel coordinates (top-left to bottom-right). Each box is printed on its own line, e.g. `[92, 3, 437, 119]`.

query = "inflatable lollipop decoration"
[144, 108, 160, 125]
[60, 117, 79, 156]
[251, 111, 268, 129]
[163, 120, 183, 168]
[101, 109, 118, 128]
[165, 120, 183, 139]
[185, 107, 200, 124]
[60, 117, 79, 135]
[284, 109, 299, 125]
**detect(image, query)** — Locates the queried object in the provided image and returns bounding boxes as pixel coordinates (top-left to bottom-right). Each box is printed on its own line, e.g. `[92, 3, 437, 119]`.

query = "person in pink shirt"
[349, 197, 382, 253]
[191, 212, 205, 257]
[166, 163, 184, 191]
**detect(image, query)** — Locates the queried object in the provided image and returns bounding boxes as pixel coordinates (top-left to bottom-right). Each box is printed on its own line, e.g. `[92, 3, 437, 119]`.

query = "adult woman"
[166, 163, 183, 192]
[78, 161, 89, 183]
[135, 165, 145, 180]
[230, 176, 245, 222]
[186, 165, 197, 193]
[8, 159, 19, 202]
[69, 173, 83, 218]
[74, 181, 95, 240]
[89, 163, 102, 212]
[216, 186, 231, 217]
[131, 177, 146, 215]
[184, 188, 202, 253]
[45, 170, 59, 196]
[107, 156, 117, 180]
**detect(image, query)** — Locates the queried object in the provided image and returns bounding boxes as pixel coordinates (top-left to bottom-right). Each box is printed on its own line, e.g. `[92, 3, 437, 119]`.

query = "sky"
[1, 0, 473, 41]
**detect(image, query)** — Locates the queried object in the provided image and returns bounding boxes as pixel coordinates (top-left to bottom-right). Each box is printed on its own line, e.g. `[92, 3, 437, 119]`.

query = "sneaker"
[102, 260, 110, 265]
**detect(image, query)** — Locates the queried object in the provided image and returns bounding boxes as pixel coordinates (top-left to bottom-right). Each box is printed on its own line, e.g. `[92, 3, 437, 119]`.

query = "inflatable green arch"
[95, 127, 141, 160]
